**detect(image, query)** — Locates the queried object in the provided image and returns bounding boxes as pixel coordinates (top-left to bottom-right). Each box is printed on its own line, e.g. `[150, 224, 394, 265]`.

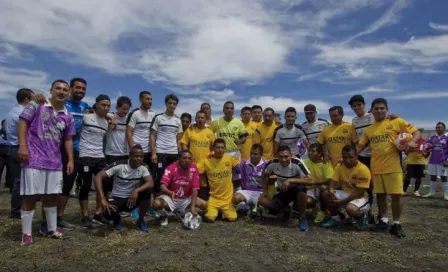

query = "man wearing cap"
[301, 104, 329, 159]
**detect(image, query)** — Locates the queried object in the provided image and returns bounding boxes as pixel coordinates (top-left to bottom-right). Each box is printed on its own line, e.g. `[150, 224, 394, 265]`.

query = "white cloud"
[0, 67, 49, 100]
[389, 91, 448, 100]
[333, 86, 394, 97]
[429, 22, 448, 32]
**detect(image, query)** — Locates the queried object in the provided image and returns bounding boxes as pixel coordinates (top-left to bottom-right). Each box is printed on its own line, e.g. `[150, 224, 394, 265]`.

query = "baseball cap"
[348, 95, 365, 106]
[304, 104, 316, 113]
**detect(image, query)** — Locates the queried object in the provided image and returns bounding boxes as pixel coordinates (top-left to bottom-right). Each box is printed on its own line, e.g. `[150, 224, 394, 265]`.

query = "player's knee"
[152, 199, 164, 210]
[307, 197, 316, 208]
[345, 204, 359, 217]
[257, 194, 269, 207]
[232, 193, 245, 205]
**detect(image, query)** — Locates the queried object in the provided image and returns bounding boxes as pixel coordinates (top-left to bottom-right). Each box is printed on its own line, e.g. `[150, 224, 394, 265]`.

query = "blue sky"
[0, 0, 447, 128]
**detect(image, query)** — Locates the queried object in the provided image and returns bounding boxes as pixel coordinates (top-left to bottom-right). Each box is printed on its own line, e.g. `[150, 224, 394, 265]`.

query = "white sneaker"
[48, 230, 63, 239]
[160, 216, 168, 227]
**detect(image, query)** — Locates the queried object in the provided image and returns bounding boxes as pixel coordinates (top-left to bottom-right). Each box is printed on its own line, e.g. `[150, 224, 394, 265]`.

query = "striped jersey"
[105, 113, 129, 156]
[64, 98, 91, 152]
[104, 159, 151, 198]
[264, 157, 310, 187]
[301, 118, 329, 144]
[273, 124, 307, 155]
[352, 112, 373, 157]
[127, 108, 156, 153]
[151, 113, 182, 154]
[79, 112, 108, 158]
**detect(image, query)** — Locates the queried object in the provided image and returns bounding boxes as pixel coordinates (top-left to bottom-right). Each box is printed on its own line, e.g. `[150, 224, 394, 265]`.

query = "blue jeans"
[9, 146, 21, 216]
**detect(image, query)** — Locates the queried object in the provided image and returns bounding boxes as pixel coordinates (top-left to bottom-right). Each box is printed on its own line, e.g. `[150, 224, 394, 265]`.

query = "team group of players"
[3, 78, 448, 246]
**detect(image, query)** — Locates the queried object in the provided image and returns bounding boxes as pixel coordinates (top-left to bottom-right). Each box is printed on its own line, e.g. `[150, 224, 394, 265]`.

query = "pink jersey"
[160, 162, 200, 199]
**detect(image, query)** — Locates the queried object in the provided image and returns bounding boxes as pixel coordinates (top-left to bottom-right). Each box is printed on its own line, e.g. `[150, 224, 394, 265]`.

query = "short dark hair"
[285, 107, 297, 115]
[165, 94, 179, 104]
[130, 144, 143, 154]
[16, 88, 34, 103]
[437, 122, 446, 129]
[196, 110, 206, 117]
[179, 149, 192, 158]
[371, 98, 388, 109]
[51, 79, 68, 89]
[241, 106, 252, 113]
[200, 103, 211, 109]
[251, 143, 264, 154]
[342, 144, 357, 154]
[139, 91, 152, 100]
[213, 138, 226, 147]
[180, 112, 192, 122]
[277, 145, 291, 154]
[96, 94, 110, 103]
[309, 143, 324, 155]
[264, 107, 275, 115]
[348, 95, 365, 106]
[117, 96, 132, 108]
[252, 105, 263, 112]
[329, 106, 344, 115]
[70, 78, 87, 88]
[223, 101, 234, 107]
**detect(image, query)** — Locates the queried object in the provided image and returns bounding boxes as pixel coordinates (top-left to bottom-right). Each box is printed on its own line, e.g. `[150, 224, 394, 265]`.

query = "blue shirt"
[65, 98, 91, 152]
[5, 104, 25, 146]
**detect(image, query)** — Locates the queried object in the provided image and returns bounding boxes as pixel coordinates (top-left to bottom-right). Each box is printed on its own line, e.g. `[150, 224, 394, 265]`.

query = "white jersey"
[301, 118, 329, 144]
[151, 113, 183, 154]
[79, 113, 109, 158]
[274, 124, 307, 155]
[352, 112, 373, 157]
[104, 160, 151, 198]
[105, 113, 128, 156]
[127, 108, 156, 153]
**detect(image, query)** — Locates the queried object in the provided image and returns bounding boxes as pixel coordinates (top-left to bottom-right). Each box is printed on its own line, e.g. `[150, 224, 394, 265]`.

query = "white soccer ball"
[394, 133, 413, 150]
[183, 212, 201, 230]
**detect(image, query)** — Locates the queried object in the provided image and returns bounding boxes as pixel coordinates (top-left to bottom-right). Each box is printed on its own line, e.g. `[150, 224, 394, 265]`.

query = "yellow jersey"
[252, 122, 278, 160]
[240, 121, 258, 160]
[303, 159, 333, 189]
[181, 127, 215, 163]
[406, 151, 426, 165]
[197, 155, 239, 202]
[332, 162, 371, 199]
[317, 122, 357, 166]
[359, 118, 417, 174]
[210, 117, 246, 152]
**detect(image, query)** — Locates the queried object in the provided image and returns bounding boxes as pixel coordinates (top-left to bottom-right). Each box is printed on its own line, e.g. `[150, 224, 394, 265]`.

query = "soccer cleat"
[147, 207, 156, 216]
[160, 214, 169, 227]
[357, 217, 369, 231]
[414, 191, 420, 197]
[119, 211, 130, 218]
[113, 222, 124, 232]
[298, 217, 309, 231]
[137, 219, 150, 232]
[47, 230, 63, 239]
[81, 216, 93, 229]
[390, 223, 406, 238]
[444, 194, 448, 201]
[321, 219, 337, 228]
[130, 209, 140, 219]
[374, 220, 389, 231]
[314, 210, 326, 224]
[422, 193, 435, 198]
[21, 234, 33, 246]
[92, 213, 110, 225]
[57, 218, 75, 230]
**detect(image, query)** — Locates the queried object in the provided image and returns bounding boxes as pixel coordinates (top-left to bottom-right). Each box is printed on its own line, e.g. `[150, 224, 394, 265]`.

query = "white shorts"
[334, 190, 370, 213]
[20, 167, 63, 196]
[225, 150, 241, 159]
[428, 164, 448, 177]
[307, 188, 320, 200]
[157, 195, 192, 214]
[235, 190, 262, 205]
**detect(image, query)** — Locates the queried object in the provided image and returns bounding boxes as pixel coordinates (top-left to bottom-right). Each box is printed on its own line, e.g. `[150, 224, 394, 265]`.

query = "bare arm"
[338, 188, 365, 206]
[64, 137, 74, 174]
[356, 143, 366, 155]
[177, 133, 182, 152]
[262, 172, 270, 193]
[126, 126, 134, 149]
[136, 175, 154, 193]
[17, 119, 30, 162]
[150, 129, 157, 153]
[94, 170, 109, 201]
[273, 141, 279, 158]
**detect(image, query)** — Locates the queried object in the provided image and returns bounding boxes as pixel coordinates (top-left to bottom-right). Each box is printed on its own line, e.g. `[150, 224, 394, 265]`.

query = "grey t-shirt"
[274, 124, 307, 155]
[264, 157, 310, 187]
[352, 112, 373, 158]
[105, 160, 151, 198]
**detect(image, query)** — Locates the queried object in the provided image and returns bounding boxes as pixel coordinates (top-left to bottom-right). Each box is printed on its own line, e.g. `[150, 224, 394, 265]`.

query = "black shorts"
[79, 157, 106, 175]
[105, 155, 129, 165]
[267, 185, 307, 214]
[406, 164, 425, 178]
[358, 156, 371, 169]
[154, 153, 178, 191]
[62, 150, 81, 196]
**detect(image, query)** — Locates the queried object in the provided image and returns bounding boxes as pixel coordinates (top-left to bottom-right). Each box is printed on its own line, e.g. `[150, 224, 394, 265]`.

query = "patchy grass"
[0, 179, 447, 272]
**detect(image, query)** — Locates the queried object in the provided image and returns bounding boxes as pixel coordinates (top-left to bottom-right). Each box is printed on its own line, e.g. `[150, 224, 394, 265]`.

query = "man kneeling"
[320, 145, 371, 230]
[153, 150, 207, 226]
[94, 145, 153, 232]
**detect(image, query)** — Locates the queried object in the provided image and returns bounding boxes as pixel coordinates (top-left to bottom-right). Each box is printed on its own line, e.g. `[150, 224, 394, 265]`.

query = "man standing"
[252, 108, 278, 161]
[301, 104, 329, 145]
[0, 119, 10, 191]
[6, 88, 34, 219]
[126, 91, 156, 166]
[57, 78, 90, 229]
[180, 113, 192, 139]
[358, 98, 420, 238]
[78, 95, 111, 228]
[318, 106, 357, 167]
[349, 95, 373, 168]
[240, 107, 258, 160]
[17, 80, 75, 245]
[274, 107, 309, 158]
[210, 101, 247, 158]
[251, 105, 263, 125]
[200, 103, 212, 127]
[151, 94, 183, 192]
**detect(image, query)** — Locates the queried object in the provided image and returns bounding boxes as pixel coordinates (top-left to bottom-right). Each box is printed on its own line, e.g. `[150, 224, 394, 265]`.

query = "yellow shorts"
[372, 173, 403, 195]
[205, 197, 237, 220]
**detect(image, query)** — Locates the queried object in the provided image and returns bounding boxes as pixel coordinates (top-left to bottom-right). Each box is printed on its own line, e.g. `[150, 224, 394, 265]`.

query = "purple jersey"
[20, 100, 76, 170]
[233, 160, 267, 191]
[426, 134, 448, 165]
[296, 139, 306, 155]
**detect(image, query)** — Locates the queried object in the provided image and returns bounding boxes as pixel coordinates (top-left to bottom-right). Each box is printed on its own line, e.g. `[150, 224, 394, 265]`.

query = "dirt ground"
[0, 176, 447, 272]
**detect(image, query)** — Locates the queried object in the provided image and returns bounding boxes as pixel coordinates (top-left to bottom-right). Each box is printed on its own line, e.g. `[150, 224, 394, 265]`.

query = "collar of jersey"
[44, 99, 68, 115]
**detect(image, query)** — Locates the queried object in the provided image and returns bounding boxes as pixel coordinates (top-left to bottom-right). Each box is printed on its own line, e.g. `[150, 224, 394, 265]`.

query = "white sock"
[331, 215, 341, 222]
[44, 207, 57, 232]
[442, 182, 448, 194]
[21, 210, 35, 236]
[380, 217, 389, 223]
[393, 221, 400, 225]
[430, 181, 437, 195]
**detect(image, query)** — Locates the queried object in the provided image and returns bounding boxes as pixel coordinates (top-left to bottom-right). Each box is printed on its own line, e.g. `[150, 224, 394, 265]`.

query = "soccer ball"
[420, 142, 433, 152]
[183, 212, 201, 230]
[394, 133, 413, 150]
